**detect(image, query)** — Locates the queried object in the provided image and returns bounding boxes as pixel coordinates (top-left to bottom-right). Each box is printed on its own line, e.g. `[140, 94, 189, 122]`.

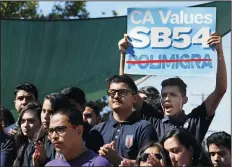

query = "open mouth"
[165, 105, 172, 110]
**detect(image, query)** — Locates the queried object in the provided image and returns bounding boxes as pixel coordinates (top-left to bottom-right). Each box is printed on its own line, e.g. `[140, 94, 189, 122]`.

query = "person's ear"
[189, 146, 193, 157]
[132, 93, 138, 104]
[76, 125, 84, 136]
[183, 96, 188, 104]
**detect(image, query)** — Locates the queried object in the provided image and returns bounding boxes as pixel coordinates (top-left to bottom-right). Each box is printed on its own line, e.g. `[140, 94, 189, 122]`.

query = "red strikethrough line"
[126, 58, 212, 64]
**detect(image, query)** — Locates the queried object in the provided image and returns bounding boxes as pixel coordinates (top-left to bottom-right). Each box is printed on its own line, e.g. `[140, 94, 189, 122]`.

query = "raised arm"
[118, 34, 128, 75]
[204, 32, 227, 117]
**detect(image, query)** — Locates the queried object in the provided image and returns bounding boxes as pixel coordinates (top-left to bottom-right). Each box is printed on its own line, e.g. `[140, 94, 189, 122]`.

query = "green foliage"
[112, 10, 118, 16]
[95, 98, 108, 112]
[94, 96, 111, 121]
[47, 1, 89, 19]
[1, 1, 89, 19]
[1, 1, 40, 19]
[101, 112, 111, 121]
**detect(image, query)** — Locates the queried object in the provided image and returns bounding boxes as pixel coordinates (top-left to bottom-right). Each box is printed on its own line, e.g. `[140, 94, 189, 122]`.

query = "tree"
[102, 112, 111, 121]
[95, 98, 108, 112]
[47, 1, 89, 19]
[0, 1, 89, 19]
[101, 12, 106, 16]
[112, 10, 118, 16]
[1, 1, 40, 19]
[94, 96, 111, 121]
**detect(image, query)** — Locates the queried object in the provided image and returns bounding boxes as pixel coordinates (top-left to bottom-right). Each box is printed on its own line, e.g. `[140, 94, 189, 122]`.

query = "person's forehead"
[144, 146, 160, 154]
[16, 90, 34, 97]
[84, 107, 94, 113]
[42, 99, 52, 108]
[161, 85, 180, 94]
[109, 82, 129, 89]
[50, 114, 69, 127]
[209, 144, 230, 152]
[22, 111, 36, 119]
[164, 136, 182, 148]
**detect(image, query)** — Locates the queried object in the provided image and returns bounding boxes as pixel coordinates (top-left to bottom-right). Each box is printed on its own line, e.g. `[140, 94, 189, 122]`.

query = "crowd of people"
[0, 32, 231, 167]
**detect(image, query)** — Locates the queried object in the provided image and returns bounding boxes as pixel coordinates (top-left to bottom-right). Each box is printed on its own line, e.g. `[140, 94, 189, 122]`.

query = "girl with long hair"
[160, 128, 211, 167]
[13, 102, 41, 166]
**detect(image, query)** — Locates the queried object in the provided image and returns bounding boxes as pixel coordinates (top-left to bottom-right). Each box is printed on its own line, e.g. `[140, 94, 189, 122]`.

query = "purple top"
[45, 149, 111, 167]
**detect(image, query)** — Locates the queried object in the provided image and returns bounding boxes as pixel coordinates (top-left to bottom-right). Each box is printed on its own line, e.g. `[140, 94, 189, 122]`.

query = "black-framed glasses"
[139, 153, 149, 162]
[107, 89, 135, 98]
[48, 125, 76, 137]
[139, 153, 162, 162]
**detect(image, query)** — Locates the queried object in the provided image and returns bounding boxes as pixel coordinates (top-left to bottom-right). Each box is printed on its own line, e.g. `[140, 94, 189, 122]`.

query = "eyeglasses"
[107, 89, 135, 98]
[139, 153, 162, 162]
[47, 125, 76, 137]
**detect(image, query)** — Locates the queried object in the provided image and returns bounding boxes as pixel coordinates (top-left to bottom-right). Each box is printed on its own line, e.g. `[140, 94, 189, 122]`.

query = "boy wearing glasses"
[86, 75, 157, 166]
[45, 108, 111, 166]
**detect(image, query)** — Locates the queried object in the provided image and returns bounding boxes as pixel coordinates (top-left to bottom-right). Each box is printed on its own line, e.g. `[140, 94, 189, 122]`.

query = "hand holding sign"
[125, 7, 216, 76]
[207, 32, 222, 52]
[118, 34, 129, 55]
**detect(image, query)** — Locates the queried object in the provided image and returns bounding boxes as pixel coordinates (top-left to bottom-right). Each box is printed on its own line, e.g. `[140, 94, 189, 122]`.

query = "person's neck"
[113, 109, 134, 122]
[64, 140, 88, 161]
[168, 110, 185, 119]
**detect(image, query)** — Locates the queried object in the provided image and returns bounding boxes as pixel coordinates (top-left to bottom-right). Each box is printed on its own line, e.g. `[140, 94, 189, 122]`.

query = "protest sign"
[125, 7, 216, 76]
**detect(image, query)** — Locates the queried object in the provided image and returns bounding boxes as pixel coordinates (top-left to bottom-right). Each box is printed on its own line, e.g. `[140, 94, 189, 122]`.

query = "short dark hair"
[138, 86, 160, 97]
[44, 93, 75, 111]
[61, 87, 86, 105]
[14, 82, 38, 100]
[138, 86, 161, 110]
[161, 77, 187, 96]
[0, 107, 15, 127]
[206, 131, 231, 151]
[106, 74, 138, 93]
[53, 108, 84, 126]
[85, 101, 100, 116]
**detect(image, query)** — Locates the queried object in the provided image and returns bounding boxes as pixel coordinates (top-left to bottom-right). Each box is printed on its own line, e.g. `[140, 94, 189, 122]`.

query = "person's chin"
[112, 104, 123, 110]
[165, 110, 174, 116]
[43, 126, 49, 130]
[54, 145, 63, 152]
[55, 148, 64, 155]
[213, 163, 219, 167]
[112, 106, 122, 111]
[23, 132, 28, 136]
